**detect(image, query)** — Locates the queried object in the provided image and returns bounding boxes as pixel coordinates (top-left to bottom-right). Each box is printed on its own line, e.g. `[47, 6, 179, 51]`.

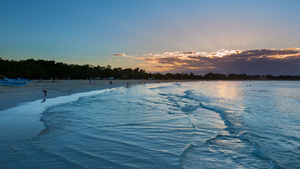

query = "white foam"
[0, 89, 111, 141]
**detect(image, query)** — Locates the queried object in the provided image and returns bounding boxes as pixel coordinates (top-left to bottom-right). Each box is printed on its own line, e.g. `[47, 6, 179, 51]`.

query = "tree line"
[0, 58, 150, 79]
[1, 58, 300, 80]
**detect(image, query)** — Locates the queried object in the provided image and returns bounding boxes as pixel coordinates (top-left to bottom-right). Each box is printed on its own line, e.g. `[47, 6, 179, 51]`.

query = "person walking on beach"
[43, 90, 47, 97]
[110, 81, 112, 85]
[41, 90, 47, 103]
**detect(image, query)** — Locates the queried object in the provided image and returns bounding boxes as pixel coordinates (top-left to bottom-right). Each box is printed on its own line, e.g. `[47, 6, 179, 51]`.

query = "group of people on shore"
[89, 79, 97, 85]
[89, 79, 113, 86]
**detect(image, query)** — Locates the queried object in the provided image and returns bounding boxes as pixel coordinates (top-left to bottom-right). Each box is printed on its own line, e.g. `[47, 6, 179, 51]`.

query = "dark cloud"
[144, 48, 300, 75]
[113, 53, 128, 57]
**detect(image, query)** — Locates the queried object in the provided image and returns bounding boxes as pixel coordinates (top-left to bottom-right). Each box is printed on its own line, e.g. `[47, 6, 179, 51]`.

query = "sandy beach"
[0, 79, 191, 141]
[0, 79, 186, 111]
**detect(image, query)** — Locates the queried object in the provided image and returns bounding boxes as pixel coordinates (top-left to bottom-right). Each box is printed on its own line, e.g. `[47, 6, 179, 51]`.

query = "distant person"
[94, 79, 96, 85]
[43, 90, 47, 97]
[110, 81, 112, 85]
[89, 79, 92, 84]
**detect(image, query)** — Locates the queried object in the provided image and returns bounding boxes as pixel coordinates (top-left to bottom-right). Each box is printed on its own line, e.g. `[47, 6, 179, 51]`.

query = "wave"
[178, 89, 283, 168]
[251, 143, 284, 169]
[148, 82, 181, 90]
[149, 85, 173, 90]
[179, 143, 195, 165]
[183, 90, 211, 103]
[181, 90, 233, 129]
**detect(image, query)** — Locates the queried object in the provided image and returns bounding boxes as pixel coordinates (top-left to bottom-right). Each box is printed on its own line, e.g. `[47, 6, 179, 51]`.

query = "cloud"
[112, 53, 144, 60]
[113, 53, 128, 57]
[113, 48, 300, 75]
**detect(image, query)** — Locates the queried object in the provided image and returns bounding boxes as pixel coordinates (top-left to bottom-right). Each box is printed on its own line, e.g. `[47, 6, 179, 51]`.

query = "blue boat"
[4, 77, 23, 83]
[0, 79, 26, 87]
[4, 77, 32, 83]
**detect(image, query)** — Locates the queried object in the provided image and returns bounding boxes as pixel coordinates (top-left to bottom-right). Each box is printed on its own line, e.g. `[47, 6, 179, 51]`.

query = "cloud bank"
[113, 48, 300, 75]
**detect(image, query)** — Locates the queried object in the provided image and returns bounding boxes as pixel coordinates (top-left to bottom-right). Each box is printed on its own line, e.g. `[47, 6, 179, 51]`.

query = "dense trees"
[0, 58, 151, 79]
[0, 58, 300, 80]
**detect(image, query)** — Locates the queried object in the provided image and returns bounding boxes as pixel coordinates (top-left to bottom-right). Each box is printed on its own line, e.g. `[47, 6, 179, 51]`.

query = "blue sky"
[1, 0, 300, 74]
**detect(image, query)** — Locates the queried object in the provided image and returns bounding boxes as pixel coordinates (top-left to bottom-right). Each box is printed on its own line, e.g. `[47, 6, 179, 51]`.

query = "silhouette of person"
[43, 90, 47, 96]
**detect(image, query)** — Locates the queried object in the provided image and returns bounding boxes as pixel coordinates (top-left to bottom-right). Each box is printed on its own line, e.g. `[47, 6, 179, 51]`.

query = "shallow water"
[1, 81, 300, 168]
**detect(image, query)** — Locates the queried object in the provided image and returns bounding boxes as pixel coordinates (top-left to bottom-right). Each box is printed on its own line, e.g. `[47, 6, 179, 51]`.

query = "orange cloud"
[113, 48, 300, 75]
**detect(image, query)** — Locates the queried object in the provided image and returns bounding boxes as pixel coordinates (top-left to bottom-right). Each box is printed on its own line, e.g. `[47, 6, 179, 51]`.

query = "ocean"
[0, 81, 299, 169]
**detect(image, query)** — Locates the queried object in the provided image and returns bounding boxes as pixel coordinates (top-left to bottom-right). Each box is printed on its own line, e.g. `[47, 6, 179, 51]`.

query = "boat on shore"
[4, 77, 32, 83]
[4, 77, 28, 83]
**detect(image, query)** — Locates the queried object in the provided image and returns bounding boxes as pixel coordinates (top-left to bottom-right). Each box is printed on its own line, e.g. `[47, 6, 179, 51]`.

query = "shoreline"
[0, 79, 153, 141]
[0, 79, 188, 141]
[0, 80, 142, 111]
[1, 79, 297, 111]
[0, 79, 188, 111]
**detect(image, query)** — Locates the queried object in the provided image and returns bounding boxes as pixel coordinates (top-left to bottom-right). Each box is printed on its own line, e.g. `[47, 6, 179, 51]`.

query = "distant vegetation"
[1, 58, 300, 80]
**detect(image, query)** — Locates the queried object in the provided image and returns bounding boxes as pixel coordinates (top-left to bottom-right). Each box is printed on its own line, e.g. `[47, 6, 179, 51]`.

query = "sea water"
[0, 81, 299, 169]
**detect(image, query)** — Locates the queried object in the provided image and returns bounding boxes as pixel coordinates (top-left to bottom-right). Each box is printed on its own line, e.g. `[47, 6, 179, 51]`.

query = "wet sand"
[0, 79, 187, 111]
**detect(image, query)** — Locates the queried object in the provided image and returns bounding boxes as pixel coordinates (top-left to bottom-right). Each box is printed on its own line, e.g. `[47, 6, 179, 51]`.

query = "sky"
[0, 0, 300, 75]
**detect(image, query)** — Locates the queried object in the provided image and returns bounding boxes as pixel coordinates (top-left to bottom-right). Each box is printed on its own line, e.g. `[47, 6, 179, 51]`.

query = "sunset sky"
[1, 0, 300, 75]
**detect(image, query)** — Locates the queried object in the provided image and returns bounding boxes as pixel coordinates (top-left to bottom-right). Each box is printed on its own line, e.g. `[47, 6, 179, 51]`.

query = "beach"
[0, 79, 186, 111]
[1, 81, 300, 168]
[0, 79, 187, 141]
[0, 79, 142, 111]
